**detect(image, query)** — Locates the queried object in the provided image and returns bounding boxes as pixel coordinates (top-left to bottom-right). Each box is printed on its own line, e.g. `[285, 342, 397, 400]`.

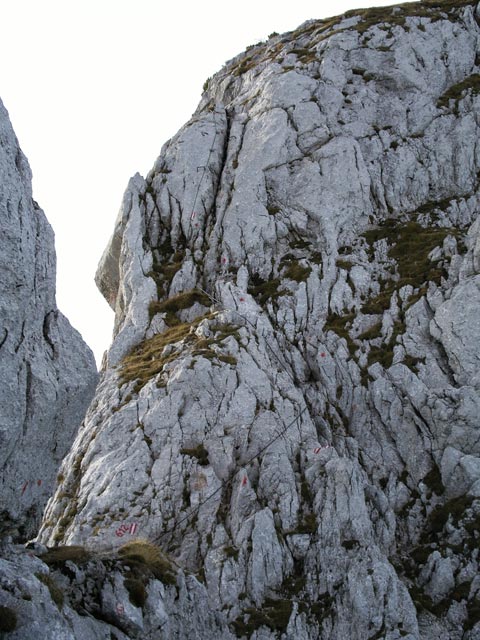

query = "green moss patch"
[437, 73, 480, 109]
[366, 318, 405, 369]
[361, 220, 458, 315]
[323, 312, 356, 356]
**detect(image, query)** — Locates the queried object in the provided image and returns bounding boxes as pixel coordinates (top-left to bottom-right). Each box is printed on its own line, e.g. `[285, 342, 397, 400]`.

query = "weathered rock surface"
[0, 98, 98, 540]
[18, 0, 480, 638]
[0, 543, 233, 640]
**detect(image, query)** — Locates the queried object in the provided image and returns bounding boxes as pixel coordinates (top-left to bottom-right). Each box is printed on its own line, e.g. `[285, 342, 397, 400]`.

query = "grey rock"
[0, 98, 97, 540]
[32, 1, 480, 638]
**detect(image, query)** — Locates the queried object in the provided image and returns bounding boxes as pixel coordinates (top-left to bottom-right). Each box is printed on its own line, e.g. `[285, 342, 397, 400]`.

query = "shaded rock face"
[0, 99, 98, 540]
[0, 545, 232, 640]
[36, 1, 480, 638]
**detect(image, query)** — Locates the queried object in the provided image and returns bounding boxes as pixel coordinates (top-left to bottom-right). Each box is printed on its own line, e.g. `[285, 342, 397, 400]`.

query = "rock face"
[24, 0, 480, 638]
[0, 544, 232, 640]
[0, 98, 98, 540]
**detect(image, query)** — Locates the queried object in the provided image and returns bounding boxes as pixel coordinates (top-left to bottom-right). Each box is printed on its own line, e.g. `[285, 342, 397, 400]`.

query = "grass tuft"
[124, 577, 147, 608]
[361, 220, 459, 314]
[437, 73, 480, 109]
[248, 275, 287, 305]
[224, 545, 240, 560]
[119, 314, 240, 393]
[41, 545, 91, 567]
[180, 444, 209, 466]
[345, 0, 476, 35]
[231, 598, 293, 636]
[118, 539, 177, 586]
[36, 573, 64, 610]
[323, 313, 356, 356]
[283, 261, 312, 283]
[149, 289, 211, 319]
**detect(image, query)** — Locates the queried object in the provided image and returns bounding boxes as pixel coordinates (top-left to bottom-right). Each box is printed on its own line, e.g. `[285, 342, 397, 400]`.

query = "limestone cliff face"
[8, 1, 480, 638]
[0, 98, 98, 540]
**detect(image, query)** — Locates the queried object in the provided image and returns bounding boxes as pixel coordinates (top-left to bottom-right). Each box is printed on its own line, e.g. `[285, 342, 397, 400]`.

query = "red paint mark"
[115, 524, 129, 537]
[116, 523, 138, 537]
[239, 297, 245, 302]
[116, 603, 125, 616]
[21, 481, 28, 495]
[194, 223, 199, 227]
[241, 475, 247, 486]
[37, 479, 42, 486]
[320, 352, 326, 358]
[314, 445, 330, 454]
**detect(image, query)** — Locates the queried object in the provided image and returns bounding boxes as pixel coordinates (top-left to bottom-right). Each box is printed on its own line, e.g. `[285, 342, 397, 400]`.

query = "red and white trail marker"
[241, 475, 248, 486]
[115, 522, 139, 538]
[314, 445, 330, 454]
[20, 480, 42, 495]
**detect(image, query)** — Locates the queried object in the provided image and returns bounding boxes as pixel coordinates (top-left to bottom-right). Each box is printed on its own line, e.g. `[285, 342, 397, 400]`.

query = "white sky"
[1, 0, 402, 366]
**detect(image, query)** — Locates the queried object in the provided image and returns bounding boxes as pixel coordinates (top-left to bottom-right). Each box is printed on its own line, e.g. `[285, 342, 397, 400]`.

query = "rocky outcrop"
[25, 0, 480, 638]
[0, 98, 98, 540]
[0, 543, 232, 640]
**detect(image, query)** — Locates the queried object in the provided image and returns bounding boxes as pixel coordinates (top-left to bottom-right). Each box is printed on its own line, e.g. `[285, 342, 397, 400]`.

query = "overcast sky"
[1, 0, 402, 365]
